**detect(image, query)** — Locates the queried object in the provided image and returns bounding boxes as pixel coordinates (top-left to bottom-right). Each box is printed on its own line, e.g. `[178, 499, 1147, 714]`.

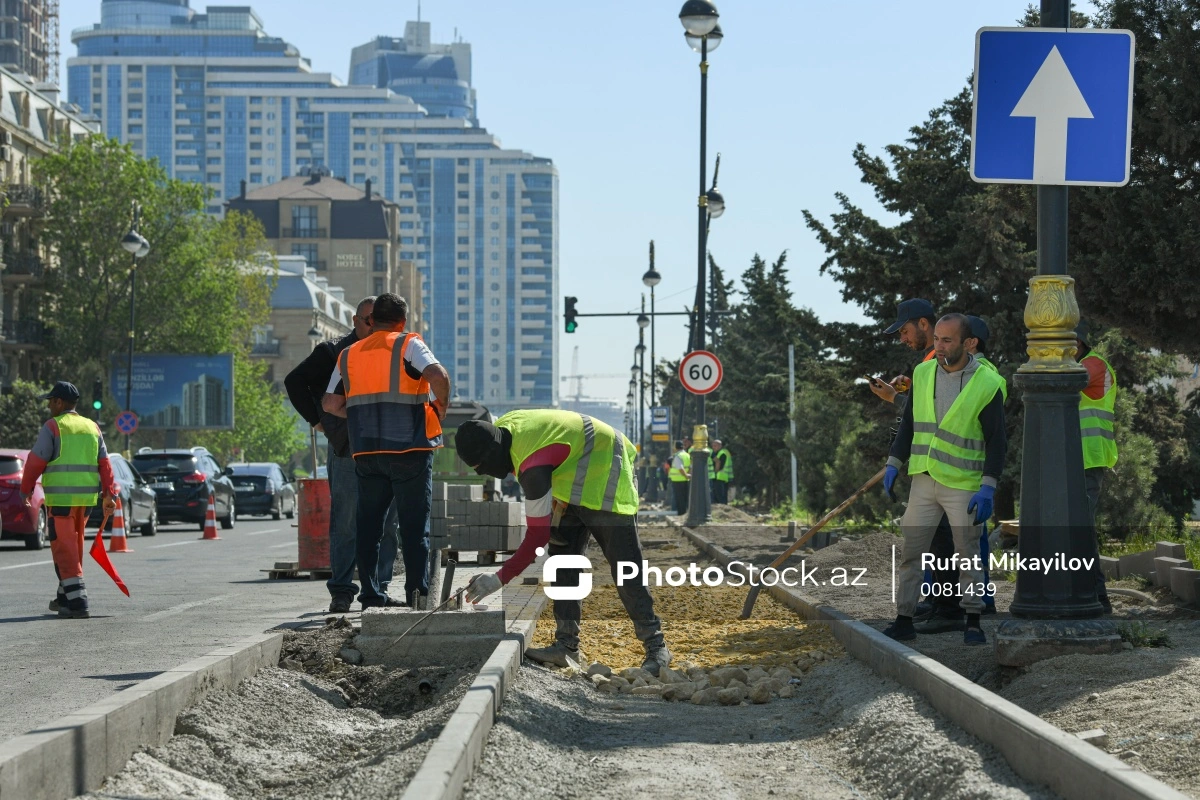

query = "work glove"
[883, 465, 899, 502]
[465, 573, 502, 604]
[968, 484, 995, 526]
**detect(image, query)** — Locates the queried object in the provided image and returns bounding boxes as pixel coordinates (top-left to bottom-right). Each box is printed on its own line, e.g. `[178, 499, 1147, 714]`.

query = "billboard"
[111, 354, 235, 430]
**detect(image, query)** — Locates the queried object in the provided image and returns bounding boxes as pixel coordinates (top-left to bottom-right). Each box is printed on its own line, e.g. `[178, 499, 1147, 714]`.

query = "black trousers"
[671, 481, 689, 515]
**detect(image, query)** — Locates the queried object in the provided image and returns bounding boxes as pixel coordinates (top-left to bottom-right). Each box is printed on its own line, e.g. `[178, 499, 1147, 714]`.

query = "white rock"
[686, 667, 708, 682]
[590, 674, 611, 687]
[631, 676, 649, 689]
[658, 666, 685, 684]
[586, 662, 613, 678]
[631, 685, 662, 697]
[770, 667, 793, 682]
[596, 681, 617, 694]
[766, 678, 786, 694]
[779, 685, 795, 699]
[709, 667, 747, 687]
[620, 667, 654, 683]
[690, 687, 720, 706]
[746, 667, 770, 683]
[662, 682, 697, 702]
[749, 682, 772, 704]
[718, 685, 746, 705]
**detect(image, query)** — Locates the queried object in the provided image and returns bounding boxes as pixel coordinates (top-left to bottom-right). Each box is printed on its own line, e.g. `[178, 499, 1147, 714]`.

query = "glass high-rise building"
[69, 0, 558, 409]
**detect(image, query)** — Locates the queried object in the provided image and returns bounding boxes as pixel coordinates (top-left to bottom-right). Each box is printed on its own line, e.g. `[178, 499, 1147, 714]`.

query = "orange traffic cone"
[108, 497, 133, 553]
[199, 493, 221, 540]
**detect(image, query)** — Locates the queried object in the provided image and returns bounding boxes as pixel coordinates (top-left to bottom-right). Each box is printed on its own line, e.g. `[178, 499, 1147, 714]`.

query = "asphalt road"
[0, 513, 337, 743]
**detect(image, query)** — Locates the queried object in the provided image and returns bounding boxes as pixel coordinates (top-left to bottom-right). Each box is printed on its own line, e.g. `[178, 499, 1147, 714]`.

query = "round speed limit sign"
[679, 350, 723, 395]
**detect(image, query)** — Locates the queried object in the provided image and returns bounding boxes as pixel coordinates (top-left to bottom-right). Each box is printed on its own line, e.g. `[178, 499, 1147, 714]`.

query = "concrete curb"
[400, 592, 548, 800]
[672, 522, 1190, 800]
[0, 630, 285, 800]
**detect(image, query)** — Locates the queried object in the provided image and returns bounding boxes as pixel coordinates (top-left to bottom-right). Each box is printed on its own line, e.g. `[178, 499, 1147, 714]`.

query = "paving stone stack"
[430, 482, 524, 552]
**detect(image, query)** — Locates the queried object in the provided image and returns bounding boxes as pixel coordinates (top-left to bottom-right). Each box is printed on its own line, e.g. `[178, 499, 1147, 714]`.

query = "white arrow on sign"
[1010, 45, 1094, 184]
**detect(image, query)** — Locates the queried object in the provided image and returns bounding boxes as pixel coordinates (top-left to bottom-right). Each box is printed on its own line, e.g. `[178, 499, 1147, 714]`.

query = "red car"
[0, 449, 47, 550]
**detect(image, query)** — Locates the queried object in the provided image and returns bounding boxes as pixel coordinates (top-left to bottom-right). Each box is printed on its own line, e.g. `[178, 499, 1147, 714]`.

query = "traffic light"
[564, 296, 578, 334]
[92, 379, 103, 412]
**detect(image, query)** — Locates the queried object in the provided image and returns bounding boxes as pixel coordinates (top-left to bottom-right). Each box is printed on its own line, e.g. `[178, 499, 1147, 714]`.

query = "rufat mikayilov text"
[923, 553, 1096, 575]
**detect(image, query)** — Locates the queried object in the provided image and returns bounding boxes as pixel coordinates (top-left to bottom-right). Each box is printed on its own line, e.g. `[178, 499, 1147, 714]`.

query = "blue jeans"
[355, 451, 433, 606]
[327, 453, 398, 599]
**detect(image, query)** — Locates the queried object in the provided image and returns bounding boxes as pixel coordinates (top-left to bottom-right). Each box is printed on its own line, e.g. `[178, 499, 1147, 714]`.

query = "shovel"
[739, 467, 885, 619]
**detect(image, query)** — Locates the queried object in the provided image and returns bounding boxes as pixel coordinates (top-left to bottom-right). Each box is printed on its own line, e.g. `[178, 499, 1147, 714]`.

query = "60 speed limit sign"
[679, 350, 723, 395]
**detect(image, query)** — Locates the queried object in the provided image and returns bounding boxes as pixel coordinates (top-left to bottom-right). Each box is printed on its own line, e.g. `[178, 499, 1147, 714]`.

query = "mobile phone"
[864, 375, 880, 386]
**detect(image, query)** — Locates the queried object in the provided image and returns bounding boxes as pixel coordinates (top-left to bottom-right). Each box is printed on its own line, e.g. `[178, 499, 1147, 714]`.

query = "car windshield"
[132, 455, 197, 475]
[0, 456, 21, 476]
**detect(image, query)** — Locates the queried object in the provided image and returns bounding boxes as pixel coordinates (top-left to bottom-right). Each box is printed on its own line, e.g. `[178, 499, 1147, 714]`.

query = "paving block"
[431, 499, 447, 519]
[469, 484, 483, 501]
[1169, 567, 1200, 602]
[1075, 729, 1108, 749]
[357, 607, 507, 665]
[504, 502, 523, 526]
[431, 482, 450, 501]
[1118, 549, 1157, 579]
[1156, 541, 1186, 559]
[1154, 557, 1191, 588]
[1098, 556, 1120, 580]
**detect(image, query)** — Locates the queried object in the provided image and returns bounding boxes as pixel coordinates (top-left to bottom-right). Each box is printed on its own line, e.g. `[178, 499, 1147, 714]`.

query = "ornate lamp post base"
[995, 618, 1122, 667]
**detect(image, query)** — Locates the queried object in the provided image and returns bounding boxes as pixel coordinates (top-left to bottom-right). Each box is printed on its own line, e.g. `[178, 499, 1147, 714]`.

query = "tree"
[0, 381, 49, 447]
[193, 355, 305, 465]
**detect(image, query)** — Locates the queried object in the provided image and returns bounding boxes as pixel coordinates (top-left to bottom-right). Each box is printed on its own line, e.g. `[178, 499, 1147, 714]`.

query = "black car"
[226, 462, 296, 520]
[131, 447, 236, 530]
[88, 453, 158, 535]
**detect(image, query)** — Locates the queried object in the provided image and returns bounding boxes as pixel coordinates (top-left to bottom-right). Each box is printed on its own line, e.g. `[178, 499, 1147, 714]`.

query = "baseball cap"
[455, 419, 502, 466]
[40, 381, 80, 402]
[966, 315, 991, 344]
[883, 298, 936, 335]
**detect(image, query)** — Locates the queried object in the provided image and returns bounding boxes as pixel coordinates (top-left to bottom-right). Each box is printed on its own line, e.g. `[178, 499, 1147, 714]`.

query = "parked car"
[87, 453, 158, 536]
[131, 447, 236, 530]
[0, 449, 47, 550]
[226, 462, 296, 520]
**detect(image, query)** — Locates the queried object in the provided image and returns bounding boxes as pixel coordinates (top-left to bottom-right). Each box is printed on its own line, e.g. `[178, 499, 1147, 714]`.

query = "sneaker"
[525, 641, 583, 669]
[911, 600, 935, 621]
[329, 596, 353, 614]
[883, 618, 916, 641]
[915, 613, 967, 634]
[964, 627, 987, 646]
[641, 646, 672, 677]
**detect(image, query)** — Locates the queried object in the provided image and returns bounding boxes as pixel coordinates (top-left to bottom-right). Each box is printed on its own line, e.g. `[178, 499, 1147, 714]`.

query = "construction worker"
[869, 298, 961, 629]
[882, 314, 1007, 646]
[711, 438, 733, 505]
[668, 439, 691, 515]
[20, 382, 119, 619]
[454, 411, 672, 676]
[285, 296, 400, 614]
[1077, 321, 1116, 613]
[322, 293, 451, 610]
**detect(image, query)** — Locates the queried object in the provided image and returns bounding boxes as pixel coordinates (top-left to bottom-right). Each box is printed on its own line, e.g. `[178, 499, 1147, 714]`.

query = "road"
[0, 513, 336, 743]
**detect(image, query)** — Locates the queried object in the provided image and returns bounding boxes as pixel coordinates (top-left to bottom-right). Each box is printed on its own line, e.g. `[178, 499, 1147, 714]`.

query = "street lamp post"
[636, 306, 649, 497]
[119, 202, 150, 456]
[679, 0, 722, 527]
[642, 242, 661, 503]
[307, 320, 323, 473]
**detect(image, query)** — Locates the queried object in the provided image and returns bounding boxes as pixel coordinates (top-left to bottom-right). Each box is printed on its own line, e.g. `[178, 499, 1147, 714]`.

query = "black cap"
[455, 419, 502, 466]
[966, 315, 990, 344]
[40, 381, 80, 402]
[1075, 320, 1090, 347]
[884, 298, 936, 334]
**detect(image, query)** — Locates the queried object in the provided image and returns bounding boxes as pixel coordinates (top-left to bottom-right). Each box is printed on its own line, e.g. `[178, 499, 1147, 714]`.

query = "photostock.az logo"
[536, 547, 593, 600]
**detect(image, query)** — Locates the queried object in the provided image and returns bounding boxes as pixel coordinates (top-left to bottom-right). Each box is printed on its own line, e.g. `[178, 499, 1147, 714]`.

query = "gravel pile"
[77, 620, 481, 800]
[465, 655, 1057, 800]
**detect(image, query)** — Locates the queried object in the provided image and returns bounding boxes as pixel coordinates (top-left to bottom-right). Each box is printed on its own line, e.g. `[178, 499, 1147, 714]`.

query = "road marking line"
[141, 595, 229, 622]
[150, 540, 198, 548]
[268, 542, 295, 549]
[244, 528, 281, 536]
[0, 559, 53, 571]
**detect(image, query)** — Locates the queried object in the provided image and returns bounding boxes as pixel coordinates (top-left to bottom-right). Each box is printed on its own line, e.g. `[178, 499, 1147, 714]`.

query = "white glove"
[465, 573, 502, 603]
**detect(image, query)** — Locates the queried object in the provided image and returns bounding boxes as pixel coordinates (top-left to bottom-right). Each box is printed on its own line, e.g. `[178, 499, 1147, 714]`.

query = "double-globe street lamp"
[119, 202, 150, 455]
[642, 242, 661, 502]
[679, 0, 724, 526]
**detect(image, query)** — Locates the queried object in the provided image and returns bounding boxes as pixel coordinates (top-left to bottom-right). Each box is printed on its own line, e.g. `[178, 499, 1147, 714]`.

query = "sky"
[59, 1, 1084, 409]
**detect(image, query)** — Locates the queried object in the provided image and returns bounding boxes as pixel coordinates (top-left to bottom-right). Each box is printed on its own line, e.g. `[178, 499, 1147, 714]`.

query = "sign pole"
[789, 343, 797, 510]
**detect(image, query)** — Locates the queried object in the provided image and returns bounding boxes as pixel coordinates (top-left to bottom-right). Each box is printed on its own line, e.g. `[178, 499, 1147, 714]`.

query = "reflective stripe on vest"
[42, 414, 101, 507]
[501, 409, 638, 515]
[907, 360, 1004, 491]
[714, 448, 733, 481]
[1080, 353, 1118, 469]
[974, 356, 1008, 401]
[668, 450, 690, 482]
[340, 330, 443, 457]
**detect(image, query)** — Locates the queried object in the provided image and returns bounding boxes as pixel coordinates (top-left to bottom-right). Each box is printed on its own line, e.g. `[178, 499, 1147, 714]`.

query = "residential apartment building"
[251, 254, 352, 385]
[69, 0, 558, 409]
[0, 65, 99, 387]
[226, 170, 419, 327]
[0, 0, 52, 84]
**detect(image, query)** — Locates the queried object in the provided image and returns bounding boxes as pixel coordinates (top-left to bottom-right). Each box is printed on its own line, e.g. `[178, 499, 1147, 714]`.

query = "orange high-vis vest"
[338, 330, 443, 457]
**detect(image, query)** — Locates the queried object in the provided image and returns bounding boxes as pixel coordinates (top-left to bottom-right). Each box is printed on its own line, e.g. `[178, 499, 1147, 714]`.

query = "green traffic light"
[565, 321, 577, 333]
[92, 400, 102, 410]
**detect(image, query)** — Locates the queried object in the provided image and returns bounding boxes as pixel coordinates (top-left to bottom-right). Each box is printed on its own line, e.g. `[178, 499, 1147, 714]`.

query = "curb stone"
[0, 630, 285, 800]
[670, 520, 1190, 800]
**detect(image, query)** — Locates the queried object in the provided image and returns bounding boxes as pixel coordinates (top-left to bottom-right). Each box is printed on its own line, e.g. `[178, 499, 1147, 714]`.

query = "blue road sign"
[971, 28, 1135, 186]
[115, 410, 139, 435]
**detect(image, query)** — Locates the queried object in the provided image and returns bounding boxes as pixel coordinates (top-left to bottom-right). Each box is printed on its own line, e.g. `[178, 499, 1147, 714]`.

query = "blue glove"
[968, 484, 995, 526]
[883, 465, 899, 502]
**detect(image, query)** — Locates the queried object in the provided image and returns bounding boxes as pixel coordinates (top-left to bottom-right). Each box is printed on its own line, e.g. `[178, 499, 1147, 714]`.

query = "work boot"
[883, 617, 916, 641]
[641, 646, 672, 677]
[525, 641, 583, 669]
[383, 596, 408, 608]
[48, 598, 61, 613]
[914, 609, 967, 634]
[328, 595, 353, 614]
[58, 605, 90, 619]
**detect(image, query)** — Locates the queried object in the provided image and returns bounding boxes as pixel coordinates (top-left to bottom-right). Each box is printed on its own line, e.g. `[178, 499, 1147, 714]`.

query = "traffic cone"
[107, 497, 133, 553]
[199, 493, 221, 540]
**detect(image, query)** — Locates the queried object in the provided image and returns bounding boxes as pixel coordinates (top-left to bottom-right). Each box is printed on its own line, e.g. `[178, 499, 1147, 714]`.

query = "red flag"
[89, 513, 130, 597]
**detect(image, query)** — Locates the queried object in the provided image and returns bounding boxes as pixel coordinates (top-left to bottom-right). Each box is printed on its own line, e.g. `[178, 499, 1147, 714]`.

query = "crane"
[560, 346, 624, 411]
